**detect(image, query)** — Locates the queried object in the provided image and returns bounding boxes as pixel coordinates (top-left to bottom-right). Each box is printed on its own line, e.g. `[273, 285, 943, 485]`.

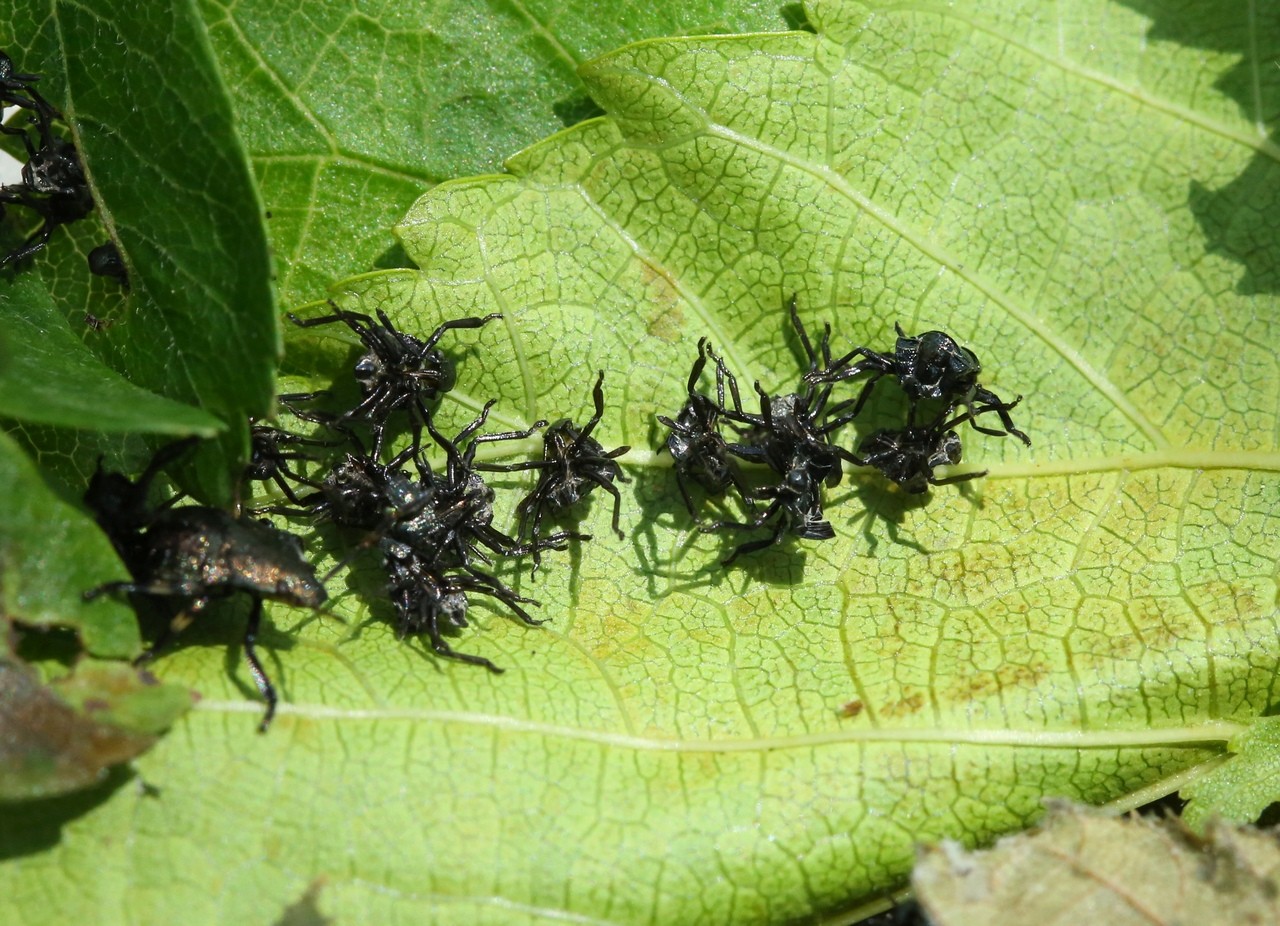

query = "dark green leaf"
[0, 429, 137, 658]
[54, 0, 278, 423]
[200, 0, 789, 307]
[0, 272, 222, 434]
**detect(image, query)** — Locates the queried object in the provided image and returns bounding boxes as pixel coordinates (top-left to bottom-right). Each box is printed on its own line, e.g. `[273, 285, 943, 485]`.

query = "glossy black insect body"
[725, 298, 861, 482]
[382, 539, 543, 673]
[854, 401, 1022, 493]
[700, 297, 861, 563]
[656, 337, 748, 516]
[0, 51, 57, 122]
[700, 454, 836, 565]
[414, 402, 580, 570]
[287, 303, 500, 455]
[855, 425, 969, 494]
[260, 451, 407, 532]
[808, 324, 1030, 445]
[807, 325, 975, 410]
[489, 371, 630, 574]
[87, 241, 129, 288]
[0, 131, 93, 267]
[84, 442, 326, 731]
[245, 424, 340, 506]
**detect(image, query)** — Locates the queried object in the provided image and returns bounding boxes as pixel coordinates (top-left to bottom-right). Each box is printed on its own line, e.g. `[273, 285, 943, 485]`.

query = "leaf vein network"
[902, 0, 1280, 162]
[701, 120, 1170, 450]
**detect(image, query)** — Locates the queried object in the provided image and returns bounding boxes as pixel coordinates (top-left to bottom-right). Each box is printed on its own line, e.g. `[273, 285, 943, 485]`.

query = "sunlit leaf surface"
[1, 1, 1278, 923]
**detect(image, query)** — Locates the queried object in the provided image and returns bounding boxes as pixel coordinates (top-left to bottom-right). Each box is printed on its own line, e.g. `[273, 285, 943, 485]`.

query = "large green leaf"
[3, 1, 1280, 924]
[55, 0, 278, 424]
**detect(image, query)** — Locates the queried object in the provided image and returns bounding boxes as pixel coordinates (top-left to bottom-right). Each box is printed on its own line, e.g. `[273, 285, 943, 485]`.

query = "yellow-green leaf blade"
[3, 2, 1279, 924]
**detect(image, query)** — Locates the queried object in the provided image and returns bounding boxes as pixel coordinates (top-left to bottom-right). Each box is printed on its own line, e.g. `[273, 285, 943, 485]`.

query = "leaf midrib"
[192, 699, 1243, 751]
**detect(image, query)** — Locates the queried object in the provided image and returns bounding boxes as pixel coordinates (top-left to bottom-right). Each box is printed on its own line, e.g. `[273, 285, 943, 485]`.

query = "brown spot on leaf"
[838, 699, 864, 718]
[0, 658, 156, 800]
[639, 261, 683, 343]
[943, 661, 1054, 704]
[879, 691, 926, 717]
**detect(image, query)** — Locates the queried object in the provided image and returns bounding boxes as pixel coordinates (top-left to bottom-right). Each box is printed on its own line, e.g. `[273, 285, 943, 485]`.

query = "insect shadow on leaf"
[82, 439, 327, 732]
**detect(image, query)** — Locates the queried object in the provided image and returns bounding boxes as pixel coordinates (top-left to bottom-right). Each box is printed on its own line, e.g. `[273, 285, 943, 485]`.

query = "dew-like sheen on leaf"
[2, 2, 1279, 924]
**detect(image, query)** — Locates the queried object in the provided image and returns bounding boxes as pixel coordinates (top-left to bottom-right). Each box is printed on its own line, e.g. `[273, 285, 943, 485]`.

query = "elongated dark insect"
[83, 440, 326, 732]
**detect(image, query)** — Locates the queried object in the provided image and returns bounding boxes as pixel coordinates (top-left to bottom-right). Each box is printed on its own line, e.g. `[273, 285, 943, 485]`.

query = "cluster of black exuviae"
[658, 296, 1030, 564]
[83, 438, 328, 732]
[257, 301, 630, 672]
[82, 301, 631, 729]
[0, 50, 121, 279]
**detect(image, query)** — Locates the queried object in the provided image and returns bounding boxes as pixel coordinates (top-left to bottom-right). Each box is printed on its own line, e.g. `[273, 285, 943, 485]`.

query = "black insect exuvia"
[807, 323, 1030, 444]
[245, 424, 340, 506]
[0, 118, 93, 267]
[287, 301, 501, 455]
[0, 50, 57, 123]
[259, 449, 400, 531]
[724, 297, 861, 484]
[382, 540, 543, 673]
[656, 337, 749, 517]
[485, 371, 630, 575]
[854, 399, 1025, 494]
[414, 402, 581, 569]
[697, 298, 861, 562]
[83, 440, 327, 732]
[700, 452, 837, 565]
[87, 241, 129, 288]
[278, 415, 562, 672]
